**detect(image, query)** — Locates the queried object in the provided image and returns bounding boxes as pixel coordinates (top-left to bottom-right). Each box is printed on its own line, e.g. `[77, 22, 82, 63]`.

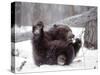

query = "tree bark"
[84, 19, 97, 49]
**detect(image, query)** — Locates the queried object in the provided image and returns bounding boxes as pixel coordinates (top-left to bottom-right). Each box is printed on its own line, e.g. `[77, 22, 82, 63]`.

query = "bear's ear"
[36, 21, 44, 28]
[54, 24, 57, 28]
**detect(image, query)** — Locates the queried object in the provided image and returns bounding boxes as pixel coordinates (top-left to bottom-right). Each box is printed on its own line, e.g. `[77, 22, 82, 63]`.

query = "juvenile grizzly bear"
[32, 21, 81, 66]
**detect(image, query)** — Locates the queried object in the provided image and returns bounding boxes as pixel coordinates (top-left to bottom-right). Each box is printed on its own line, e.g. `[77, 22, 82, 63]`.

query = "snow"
[12, 27, 98, 73]
[15, 25, 32, 34]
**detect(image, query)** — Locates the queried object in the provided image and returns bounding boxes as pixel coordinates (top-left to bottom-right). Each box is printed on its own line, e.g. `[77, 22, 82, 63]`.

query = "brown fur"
[32, 21, 81, 66]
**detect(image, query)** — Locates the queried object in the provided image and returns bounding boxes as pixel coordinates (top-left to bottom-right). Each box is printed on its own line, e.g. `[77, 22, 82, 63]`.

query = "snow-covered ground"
[12, 27, 98, 73]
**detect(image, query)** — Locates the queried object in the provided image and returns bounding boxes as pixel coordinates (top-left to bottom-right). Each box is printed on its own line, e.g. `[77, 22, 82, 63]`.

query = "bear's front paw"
[75, 38, 82, 47]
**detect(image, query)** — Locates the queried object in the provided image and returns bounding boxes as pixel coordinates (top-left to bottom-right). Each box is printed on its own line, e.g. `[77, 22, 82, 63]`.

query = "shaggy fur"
[32, 21, 81, 66]
[48, 24, 75, 41]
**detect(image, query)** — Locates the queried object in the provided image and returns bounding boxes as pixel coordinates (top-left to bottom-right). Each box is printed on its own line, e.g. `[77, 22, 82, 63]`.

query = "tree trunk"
[84, 19, 97, 49]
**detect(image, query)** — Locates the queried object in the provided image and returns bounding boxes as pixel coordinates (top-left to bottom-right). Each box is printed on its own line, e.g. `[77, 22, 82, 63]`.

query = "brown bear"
[48, 24, 74, 41]
[32, 21, 81, 66]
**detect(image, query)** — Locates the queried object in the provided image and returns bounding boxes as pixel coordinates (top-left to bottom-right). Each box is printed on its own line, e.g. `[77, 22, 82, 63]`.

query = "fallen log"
[51, 8, 97, 27]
